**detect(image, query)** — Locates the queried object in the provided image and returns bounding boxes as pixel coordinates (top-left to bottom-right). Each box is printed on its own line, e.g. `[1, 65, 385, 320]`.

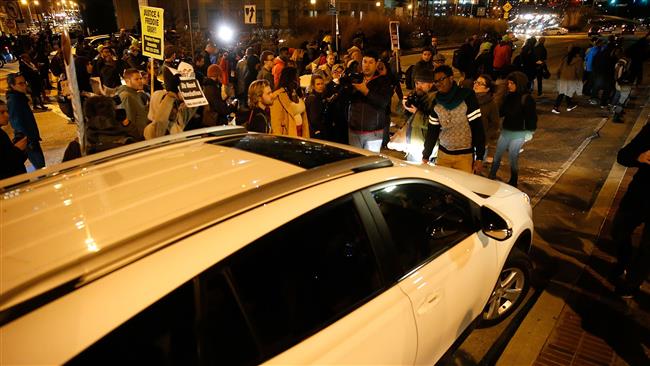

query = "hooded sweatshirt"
[501, 71, 537, 132]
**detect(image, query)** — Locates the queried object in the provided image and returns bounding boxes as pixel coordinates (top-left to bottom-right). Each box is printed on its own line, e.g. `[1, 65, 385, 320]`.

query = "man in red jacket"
[493, 35, 513, 78]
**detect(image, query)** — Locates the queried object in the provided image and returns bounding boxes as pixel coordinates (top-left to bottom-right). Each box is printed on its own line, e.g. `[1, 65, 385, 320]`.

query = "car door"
[364, 180, 498, 364]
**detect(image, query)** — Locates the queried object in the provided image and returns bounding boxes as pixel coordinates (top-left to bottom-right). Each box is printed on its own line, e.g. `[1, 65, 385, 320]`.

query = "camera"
[404, 92, 419, 109]
[339, 61, 364, 86]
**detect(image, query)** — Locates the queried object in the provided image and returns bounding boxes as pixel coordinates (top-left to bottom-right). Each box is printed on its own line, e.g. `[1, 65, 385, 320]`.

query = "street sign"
[476, 7, 486, 17]
[503, 11, 509, 20]
[140, 6, 164, 60]
[389, 21, 400, 51]
[244, 5, 256, 24]
[502, 2, 512, 12]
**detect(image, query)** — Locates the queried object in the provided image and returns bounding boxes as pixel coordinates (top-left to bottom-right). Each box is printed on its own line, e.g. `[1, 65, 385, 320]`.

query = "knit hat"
[413, 67, 435, 82]
[207, 64, 222, 78]
[432, 53, 446, 62]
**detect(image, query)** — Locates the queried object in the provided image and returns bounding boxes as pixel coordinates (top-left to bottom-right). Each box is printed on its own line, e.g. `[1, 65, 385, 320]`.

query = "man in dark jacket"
[346, 49, 393, 153]
[202, 64, 232, 126]
[116, 68, 148, 139]
[422, 65, 485, 174]
[0, 100, 27, 179]
[405, 47, 434, 90]
[6, 73, 45, 169]
[612, 123, 650, 298]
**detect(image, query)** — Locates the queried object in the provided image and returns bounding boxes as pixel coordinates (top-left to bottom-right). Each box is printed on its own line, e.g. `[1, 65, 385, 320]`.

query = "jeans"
[488, 131, 527, 186]
[348, 129, 384, 153]
[26, 139, 46, 169]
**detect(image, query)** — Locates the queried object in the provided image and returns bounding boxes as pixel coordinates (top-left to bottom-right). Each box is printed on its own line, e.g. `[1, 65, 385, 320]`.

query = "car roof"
[0, 127, 388, 324]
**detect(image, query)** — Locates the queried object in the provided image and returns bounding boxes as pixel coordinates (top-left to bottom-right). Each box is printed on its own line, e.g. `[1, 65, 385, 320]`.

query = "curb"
[496, 90, 650, 366]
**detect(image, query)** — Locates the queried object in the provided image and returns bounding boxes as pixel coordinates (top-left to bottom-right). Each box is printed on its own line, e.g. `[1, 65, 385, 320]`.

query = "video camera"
[339, 61, 364, 86]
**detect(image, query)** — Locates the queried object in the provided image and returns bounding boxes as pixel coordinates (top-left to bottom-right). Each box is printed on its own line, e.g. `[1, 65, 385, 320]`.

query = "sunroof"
[215, 135, 363, 169]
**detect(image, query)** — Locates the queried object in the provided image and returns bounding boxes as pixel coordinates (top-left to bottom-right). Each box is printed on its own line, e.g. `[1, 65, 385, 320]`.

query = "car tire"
[479, 248, 531, 327]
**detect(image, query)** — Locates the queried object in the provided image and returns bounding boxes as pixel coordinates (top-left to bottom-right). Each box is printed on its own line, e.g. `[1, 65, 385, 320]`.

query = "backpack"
[617, 59, 633, 85]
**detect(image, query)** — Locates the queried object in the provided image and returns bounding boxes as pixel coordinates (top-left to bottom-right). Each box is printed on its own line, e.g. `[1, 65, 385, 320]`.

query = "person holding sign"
[144, 75, 197, 140]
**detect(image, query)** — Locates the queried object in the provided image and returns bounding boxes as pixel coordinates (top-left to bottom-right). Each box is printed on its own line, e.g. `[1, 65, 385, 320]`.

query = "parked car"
[542, 26, 569, 36]
[0, 126, 534, 365]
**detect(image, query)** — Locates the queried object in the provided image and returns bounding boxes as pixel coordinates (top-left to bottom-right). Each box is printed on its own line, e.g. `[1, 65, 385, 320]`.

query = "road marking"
[530, 117, 608, 207]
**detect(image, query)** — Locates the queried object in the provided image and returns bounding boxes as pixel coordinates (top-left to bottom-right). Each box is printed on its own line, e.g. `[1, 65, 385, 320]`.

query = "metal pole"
[186, 0, 195, 58]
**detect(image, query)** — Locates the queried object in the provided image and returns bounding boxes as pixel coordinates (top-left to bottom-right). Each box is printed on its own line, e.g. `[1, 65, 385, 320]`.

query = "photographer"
[399, 68, 437, 162]
[345, 49, 392, 152]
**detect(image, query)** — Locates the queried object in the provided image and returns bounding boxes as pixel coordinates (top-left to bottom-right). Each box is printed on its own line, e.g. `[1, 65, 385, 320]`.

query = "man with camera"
[401, 67, 437, 162]
[345, 50, 392, 153]
[422, 65, 485, 174]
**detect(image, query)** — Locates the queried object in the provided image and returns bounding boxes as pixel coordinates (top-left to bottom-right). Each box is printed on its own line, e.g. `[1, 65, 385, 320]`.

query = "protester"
[0, 100, 28, 179]
[493, 35, 513, 78]
[552, 46, 582, 115]
[473, 74, 500, 163]
[258, 50, 275, 90]
[345, 50, 392, 152]
[6, 73, 45, 169]
[422, 65, 485, 173]
[610, 122, 650, 298]
[488, 71, 537, 187]
[145, 75, 197, 139]
[116, 68, 148, 139]
[534, 37, 548, 96]
[246, 79, 274, 133]
[270, 66, 309, 137]
[84, 95, 136, 154]
[202, 64, 232, 126]
[611, 48, 633, 124]
[306, 74, 329, 139]
[18, 53, 48, 110]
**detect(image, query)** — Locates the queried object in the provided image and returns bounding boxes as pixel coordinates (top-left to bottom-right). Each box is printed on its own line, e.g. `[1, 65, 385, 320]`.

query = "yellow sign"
[503, 2, 512, 12]
[140, 6, 164, 60]
[504, 11, 509, 19]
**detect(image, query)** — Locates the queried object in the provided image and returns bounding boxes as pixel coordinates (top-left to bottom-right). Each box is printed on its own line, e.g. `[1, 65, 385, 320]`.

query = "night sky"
[79, 0, 118, 34]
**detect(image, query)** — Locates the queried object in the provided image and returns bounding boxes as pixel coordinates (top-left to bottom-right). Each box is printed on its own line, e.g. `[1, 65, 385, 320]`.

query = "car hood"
[433, 166, 521, 199]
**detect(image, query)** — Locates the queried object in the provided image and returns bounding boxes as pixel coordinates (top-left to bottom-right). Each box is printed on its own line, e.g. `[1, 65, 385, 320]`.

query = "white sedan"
[542, 26, 569, 35]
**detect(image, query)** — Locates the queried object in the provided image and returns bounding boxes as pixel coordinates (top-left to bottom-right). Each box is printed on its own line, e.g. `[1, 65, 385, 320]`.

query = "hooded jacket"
[116, 85, 148, 140]
[501, 71, 537, 132]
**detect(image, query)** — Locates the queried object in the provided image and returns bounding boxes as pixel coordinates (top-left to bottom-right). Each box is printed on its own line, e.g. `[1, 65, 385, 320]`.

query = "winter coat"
[144, 90, 197, 139]
[501, 72, 537, 132]
[556, 56, 584, 96]
[476, 92, 501, 145]
[270, 89, 310, 138]
[201, 77, 230, 126]
[493, 43, 512, 69]
[0, 128, 27, 180]
[6, 90, 40, 141]
[272, 57, 286, 89]
[116, 85, 148, 140]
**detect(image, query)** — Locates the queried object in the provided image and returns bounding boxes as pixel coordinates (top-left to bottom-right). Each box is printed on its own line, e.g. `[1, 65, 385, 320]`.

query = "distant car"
[542, 26, 568, 36]
[73, 33, 139, 54]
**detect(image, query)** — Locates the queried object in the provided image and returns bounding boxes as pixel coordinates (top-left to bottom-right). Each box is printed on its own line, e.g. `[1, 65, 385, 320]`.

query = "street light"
[310, 0, 316, 17]
[376, 1, 381, 6]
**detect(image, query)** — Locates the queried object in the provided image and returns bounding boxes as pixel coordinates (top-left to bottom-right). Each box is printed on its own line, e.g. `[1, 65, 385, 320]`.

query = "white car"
[0, 127, 534, 365]
[542, 26, 569, 36]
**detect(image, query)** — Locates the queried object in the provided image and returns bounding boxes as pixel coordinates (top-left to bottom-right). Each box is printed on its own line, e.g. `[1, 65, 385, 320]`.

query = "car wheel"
[479, 248, 531, 327]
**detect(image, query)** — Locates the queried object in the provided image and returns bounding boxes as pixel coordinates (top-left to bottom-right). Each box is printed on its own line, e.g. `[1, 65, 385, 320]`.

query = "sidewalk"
[498, 85, 650, 365]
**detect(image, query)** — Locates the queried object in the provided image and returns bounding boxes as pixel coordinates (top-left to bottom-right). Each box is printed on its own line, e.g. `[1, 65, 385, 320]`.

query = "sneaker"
[551, 108, 560, 114]
[567, 105, 578, 112]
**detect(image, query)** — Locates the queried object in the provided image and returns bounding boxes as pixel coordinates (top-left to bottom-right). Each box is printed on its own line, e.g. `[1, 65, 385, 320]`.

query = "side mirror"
[480, 206, 512, 241]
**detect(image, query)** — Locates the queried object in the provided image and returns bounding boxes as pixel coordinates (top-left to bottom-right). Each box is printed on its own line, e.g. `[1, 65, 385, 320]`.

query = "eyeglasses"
[474, 81, 486, 87]
[433, 76, 448, 84]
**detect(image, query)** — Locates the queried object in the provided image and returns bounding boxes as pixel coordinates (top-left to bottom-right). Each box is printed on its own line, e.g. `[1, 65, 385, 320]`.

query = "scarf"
[435, 82, 471, 110]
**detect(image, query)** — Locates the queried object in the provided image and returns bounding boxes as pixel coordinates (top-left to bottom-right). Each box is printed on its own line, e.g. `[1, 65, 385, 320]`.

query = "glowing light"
[217, 25, 234, 42]
[85, 237, 99, 252]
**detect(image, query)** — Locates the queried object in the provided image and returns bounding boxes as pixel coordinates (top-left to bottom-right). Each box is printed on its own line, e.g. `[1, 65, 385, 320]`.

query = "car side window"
[67, 196, 381, 366]
[226, 196, 382, 359]
[371, 182, 475, 274]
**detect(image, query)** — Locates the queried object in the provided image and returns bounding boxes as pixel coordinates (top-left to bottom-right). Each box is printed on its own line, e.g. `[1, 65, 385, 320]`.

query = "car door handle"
[417, 293, 441, 315]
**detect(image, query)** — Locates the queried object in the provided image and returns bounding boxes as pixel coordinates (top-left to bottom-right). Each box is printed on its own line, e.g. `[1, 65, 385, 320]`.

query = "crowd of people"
[1, 27, 649, 188]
